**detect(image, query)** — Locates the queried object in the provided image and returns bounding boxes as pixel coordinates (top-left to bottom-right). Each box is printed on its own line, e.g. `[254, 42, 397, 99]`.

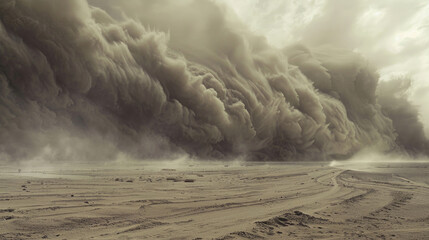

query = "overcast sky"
[220, 0, 429, 134]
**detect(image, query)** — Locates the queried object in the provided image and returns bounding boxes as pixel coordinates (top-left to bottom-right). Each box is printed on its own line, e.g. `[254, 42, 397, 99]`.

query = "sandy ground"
[1, 161, 429, 240]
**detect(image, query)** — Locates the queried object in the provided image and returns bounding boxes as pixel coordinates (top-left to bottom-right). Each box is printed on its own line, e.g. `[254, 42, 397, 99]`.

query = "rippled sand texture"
[1, 163, 429, 239]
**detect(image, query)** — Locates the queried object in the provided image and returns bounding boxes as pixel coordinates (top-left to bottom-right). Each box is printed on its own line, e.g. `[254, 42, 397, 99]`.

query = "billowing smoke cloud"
[378, 77, 429, 156]
[0, 0, 426, 163]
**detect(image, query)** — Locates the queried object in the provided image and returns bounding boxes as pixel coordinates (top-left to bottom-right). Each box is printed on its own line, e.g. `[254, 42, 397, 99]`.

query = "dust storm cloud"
[0, 0, 427, 163]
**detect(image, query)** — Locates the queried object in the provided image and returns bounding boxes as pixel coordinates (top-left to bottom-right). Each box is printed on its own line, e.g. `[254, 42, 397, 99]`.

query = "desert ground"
[1, 161, 429, 240]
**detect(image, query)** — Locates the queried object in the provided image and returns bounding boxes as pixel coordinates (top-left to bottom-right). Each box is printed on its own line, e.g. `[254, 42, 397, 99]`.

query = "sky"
[220, 0, 429, 135]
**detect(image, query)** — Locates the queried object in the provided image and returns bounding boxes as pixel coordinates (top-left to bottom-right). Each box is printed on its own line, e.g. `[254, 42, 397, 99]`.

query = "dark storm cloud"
[0, 0, 426, 163]
[378, 77, 429, 156]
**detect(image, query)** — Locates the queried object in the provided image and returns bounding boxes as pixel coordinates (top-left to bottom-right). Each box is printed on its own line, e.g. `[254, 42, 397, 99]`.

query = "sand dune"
[1, 162, 429, 239]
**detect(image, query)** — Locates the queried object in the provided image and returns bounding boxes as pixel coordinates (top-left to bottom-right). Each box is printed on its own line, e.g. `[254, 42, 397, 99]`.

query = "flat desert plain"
[1, 161, 429, 239]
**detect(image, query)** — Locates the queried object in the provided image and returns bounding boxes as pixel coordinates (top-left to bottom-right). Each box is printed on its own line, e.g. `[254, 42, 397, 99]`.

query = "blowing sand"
[1, 162, 429, 239]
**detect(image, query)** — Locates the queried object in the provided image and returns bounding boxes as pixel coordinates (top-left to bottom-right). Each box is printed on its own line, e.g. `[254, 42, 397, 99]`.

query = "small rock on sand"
[294, 210, 303, 216]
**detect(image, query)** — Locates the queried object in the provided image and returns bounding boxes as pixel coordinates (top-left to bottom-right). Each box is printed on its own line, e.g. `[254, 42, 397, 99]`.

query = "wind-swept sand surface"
[1, 162, 429, 239]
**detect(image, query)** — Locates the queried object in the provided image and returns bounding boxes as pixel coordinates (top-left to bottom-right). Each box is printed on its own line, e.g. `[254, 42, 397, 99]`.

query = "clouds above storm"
[220, 0, 429, 135]
[0, 0, 427, 164]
